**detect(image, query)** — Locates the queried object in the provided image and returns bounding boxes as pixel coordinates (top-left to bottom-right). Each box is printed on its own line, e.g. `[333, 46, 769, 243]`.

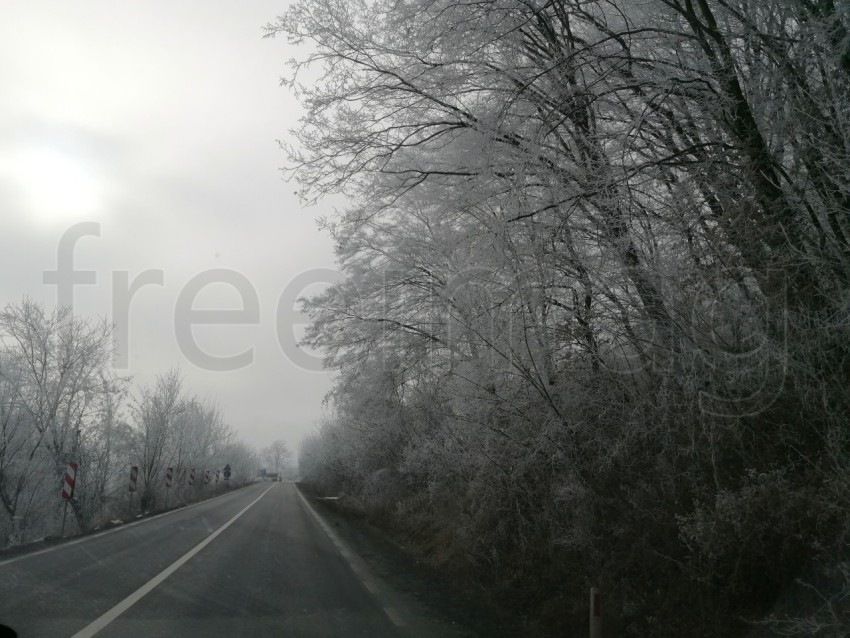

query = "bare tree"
[133, 369, 184, 512]
[0, 354, 47, 544]
[262, 440, 291, 476]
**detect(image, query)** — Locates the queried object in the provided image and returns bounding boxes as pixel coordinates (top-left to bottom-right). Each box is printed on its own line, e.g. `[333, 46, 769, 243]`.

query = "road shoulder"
[298, 485, 528, 638]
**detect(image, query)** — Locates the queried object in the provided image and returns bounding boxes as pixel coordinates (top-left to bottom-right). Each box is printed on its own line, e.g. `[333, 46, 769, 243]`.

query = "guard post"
[590, 587, 602, 638]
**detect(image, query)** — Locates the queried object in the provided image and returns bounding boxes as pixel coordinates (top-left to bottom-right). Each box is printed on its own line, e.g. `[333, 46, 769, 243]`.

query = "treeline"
[0, 299, 258, 547]
[275, 0, 850, 635]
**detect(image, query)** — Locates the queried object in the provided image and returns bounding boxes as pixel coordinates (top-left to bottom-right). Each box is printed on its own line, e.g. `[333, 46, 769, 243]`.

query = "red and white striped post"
[60, 462, 78, 537]
[188, 468, 195, 486]
[204, 470, 210, 485]
[61, 462, 78, 499]
[128, 465, 138, 516]
[590, 587, 602, 638]
[164, 467, 173, 509]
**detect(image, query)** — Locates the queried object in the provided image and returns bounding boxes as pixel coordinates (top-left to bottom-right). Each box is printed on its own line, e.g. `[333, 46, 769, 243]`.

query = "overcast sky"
[0, 1, 339, 452]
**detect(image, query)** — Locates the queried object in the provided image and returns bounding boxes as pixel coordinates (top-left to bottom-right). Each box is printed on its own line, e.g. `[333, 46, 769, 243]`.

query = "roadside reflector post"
[590, 587, 602, 638]
[128, 465, 138, 516]
[165, 467, 173, 509]
[60, 462, 78, 537]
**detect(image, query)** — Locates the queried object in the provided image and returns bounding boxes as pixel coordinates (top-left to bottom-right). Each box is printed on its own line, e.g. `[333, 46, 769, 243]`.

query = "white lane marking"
[0, 483, 265, 567]
[295, 487, 407, 628]
[69, 484, 276, 638]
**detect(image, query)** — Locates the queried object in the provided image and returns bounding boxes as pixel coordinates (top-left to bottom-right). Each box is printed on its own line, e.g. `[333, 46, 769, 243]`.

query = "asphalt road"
[0, 482, 413, 638]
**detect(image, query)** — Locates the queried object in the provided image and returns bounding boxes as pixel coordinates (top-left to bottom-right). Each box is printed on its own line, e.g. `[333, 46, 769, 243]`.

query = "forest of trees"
[0, 299, 260, 548]
[274, 0, 850, 635]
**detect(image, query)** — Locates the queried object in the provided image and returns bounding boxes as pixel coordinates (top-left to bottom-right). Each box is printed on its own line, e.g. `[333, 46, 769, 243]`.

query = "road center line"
[70, 484, 276, 638]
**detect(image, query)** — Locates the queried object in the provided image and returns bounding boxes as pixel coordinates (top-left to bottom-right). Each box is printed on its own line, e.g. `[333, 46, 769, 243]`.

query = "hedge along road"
[0, 482, 437, 637]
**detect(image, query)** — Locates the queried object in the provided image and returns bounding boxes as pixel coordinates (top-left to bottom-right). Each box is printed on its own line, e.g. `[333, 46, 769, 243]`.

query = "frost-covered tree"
[261, 439, 291, 476]
[279, 0, 850, 634]
[0, 300, 123, 535]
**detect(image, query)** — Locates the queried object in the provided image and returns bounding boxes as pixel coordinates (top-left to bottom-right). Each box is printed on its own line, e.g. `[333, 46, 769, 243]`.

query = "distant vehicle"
[267, 472, 281, 482]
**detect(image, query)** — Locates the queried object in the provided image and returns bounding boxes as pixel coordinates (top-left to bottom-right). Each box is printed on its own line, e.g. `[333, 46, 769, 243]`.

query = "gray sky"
[0, 1, 338, 452]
